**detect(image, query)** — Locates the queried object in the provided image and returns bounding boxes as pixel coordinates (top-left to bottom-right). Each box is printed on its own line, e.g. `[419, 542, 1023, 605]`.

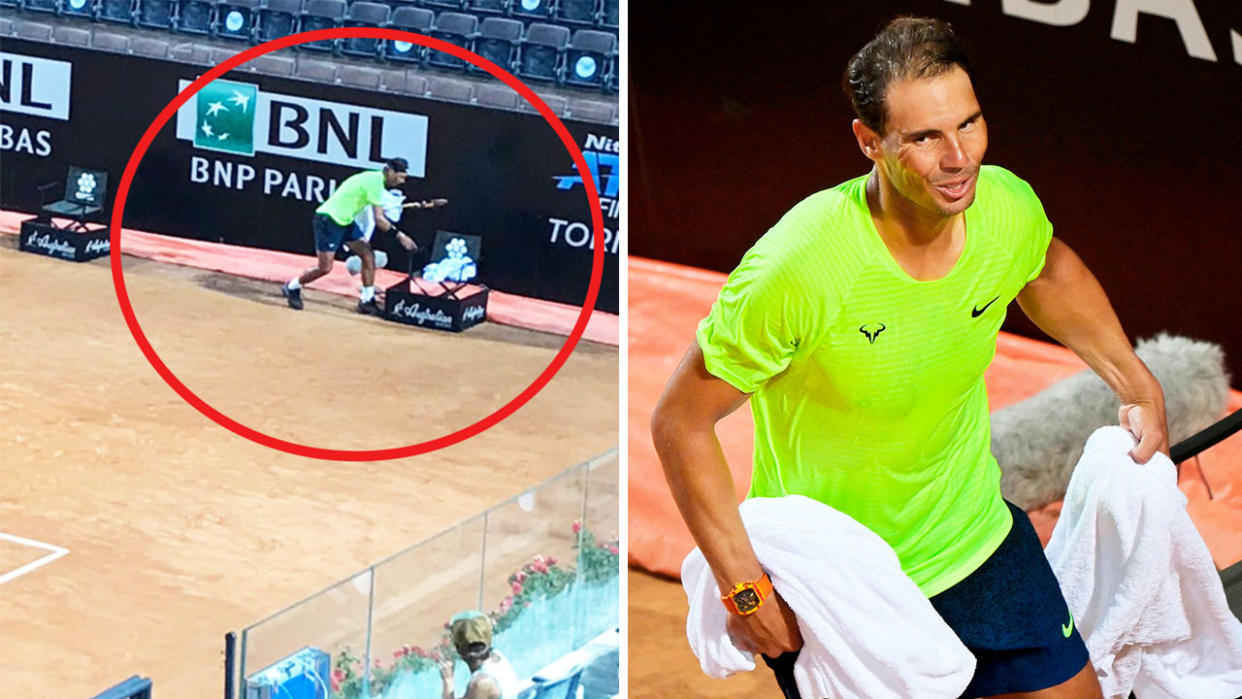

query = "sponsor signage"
[0, 53, 72, 121]
[941, 0, 1238, 64]
[18, 220, 110, 262]
[174, 79, 429, 174]
[548, 132, 622, 256]
[383, 282, 489, 333]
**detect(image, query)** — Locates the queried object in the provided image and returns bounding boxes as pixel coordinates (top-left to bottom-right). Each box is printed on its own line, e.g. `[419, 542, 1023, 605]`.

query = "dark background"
[630, 1, 1241, 381]
[2, 39, 618, 313]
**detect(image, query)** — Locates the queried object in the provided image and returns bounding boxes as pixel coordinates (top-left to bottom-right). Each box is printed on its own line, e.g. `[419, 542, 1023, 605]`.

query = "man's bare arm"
[651, 342, 802, 657]
[373, 205, 417, 251]
[1016, 237, 1168, 461]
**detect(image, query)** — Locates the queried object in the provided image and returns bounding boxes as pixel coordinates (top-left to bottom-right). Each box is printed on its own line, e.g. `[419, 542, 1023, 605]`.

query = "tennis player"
[282, 158, 427, 315]
[651, 17, 1167, 699]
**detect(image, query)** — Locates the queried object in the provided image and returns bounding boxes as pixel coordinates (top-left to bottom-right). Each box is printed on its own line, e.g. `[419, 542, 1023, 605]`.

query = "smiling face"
[856, 66, 988, 219]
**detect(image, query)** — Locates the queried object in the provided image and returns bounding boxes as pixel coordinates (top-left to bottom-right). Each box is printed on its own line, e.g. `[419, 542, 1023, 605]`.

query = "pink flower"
[514, 571, 526, 583]
[533, 561, 548, 573]
[606, 544, 618, 555]
[547, 555, 558, 566]
[500, 596, 513, 613]
[333, 669, 345, 681]
[413, 646, 427, 657]
[572, 520, 582, 534]
[511, 582, 523, 595]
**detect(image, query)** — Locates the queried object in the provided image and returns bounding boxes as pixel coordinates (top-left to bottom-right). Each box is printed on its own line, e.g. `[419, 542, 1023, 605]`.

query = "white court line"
[0, 532, 69, 586]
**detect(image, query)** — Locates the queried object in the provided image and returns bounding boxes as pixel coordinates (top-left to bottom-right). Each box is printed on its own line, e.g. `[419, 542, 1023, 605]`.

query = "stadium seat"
[214, 0, 259, 40]
[175, 0, 215, 34]
[299, 0, 345, 51]
[256, 0, 300, 42]
[385, 6, 433, 64]
[0, 0, 19, 13]
[426, 76, 473, 102]
[95, 0, 137, 25]
[517, 22, 567, 84]
[295, 58, 336, 81]
[53, 24, 92, 44]
[339, 1, 390, 58]
[469, 16, 521, 74]
[554, 0, 595, 27]
[510, 0, 550, 22]
[136, 0, 176, 30]
[427, 11, 477, 70]
[15, 19, 54, 40]
[92, 30, 130, 50]
[60, 0, 96, 18]
[567, 98, 613, 123]
[475, 84, 517, 109]
[421, 0, 461, 11]
[519, 91, 566, 116]
[23, 0, 61, 16]
[338, 64, 381, 88]
[599, 0, 614, 29]
[131, 35, 170, 56]
[465, 0, 507, 18]
[564, 28, 613, 89]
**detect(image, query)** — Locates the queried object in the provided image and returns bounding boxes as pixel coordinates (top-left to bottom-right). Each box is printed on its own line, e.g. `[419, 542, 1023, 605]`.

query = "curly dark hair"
[843, 17, 974, 135]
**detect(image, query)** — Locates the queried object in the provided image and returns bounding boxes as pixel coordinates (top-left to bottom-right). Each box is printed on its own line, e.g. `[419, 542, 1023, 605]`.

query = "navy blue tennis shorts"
[312, 213, 364, 253]
[765, 500, 1090, 698]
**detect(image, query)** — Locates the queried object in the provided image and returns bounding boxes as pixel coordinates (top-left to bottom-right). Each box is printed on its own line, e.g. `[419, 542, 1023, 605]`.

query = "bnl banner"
[0, 40, 619, 313]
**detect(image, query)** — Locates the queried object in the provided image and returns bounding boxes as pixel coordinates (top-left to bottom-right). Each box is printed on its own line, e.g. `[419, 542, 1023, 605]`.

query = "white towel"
[681, 495, 975, 699]
[1045, 426, 1242, 699]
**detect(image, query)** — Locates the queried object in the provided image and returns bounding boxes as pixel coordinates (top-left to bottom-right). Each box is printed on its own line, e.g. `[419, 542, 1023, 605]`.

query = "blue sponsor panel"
[245, 646, 331, 699]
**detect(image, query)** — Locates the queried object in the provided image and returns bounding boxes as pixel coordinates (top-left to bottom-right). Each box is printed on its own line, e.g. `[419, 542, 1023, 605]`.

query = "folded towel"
[1045, 426, 1242, 699]
[682, 495, 975, 698]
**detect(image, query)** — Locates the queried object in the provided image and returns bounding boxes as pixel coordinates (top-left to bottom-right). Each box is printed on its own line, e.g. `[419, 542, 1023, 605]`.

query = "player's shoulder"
[976, 164, 1042, 206]
[760, 176, 867, 249]
[749, 174, 872, 275]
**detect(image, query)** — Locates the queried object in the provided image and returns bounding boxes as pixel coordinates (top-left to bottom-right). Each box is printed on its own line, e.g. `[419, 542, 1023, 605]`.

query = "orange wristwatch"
[721, 572, 774, 616]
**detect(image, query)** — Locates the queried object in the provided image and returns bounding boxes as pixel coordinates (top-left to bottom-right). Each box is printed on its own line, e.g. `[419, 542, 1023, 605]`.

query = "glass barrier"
[237, 447, 619, 699]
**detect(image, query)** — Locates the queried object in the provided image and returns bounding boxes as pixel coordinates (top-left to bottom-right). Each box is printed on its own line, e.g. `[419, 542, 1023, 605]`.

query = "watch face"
[734, 589, 760, 613]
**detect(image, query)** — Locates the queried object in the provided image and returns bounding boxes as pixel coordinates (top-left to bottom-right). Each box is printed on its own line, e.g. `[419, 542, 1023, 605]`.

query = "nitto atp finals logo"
[193, 79, 257, 156]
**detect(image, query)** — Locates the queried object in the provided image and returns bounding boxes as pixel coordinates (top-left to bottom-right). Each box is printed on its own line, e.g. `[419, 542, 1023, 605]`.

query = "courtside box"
[383, 278, 489, 333]
[19, 218, 110, 262]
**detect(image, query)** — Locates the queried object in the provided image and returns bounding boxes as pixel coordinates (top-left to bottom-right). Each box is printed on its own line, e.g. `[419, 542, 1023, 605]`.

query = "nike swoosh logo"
[971, 296, 999, 318]
[1062, 612, 1074, 638]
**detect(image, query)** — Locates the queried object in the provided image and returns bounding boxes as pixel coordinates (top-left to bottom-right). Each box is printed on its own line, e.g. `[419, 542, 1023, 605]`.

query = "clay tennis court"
[0, 231, 617, 697]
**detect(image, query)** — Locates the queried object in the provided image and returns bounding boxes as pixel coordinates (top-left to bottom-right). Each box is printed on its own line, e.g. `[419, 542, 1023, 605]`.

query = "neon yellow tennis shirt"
[316, 170, 385, 226]
[697, 165, 1053, 596]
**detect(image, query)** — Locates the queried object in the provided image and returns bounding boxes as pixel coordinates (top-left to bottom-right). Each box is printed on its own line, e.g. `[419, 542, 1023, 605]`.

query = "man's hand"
[724, 590, 803, 659]
[1120, 401, 1169, 463]
[395, 231, 418, 252]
